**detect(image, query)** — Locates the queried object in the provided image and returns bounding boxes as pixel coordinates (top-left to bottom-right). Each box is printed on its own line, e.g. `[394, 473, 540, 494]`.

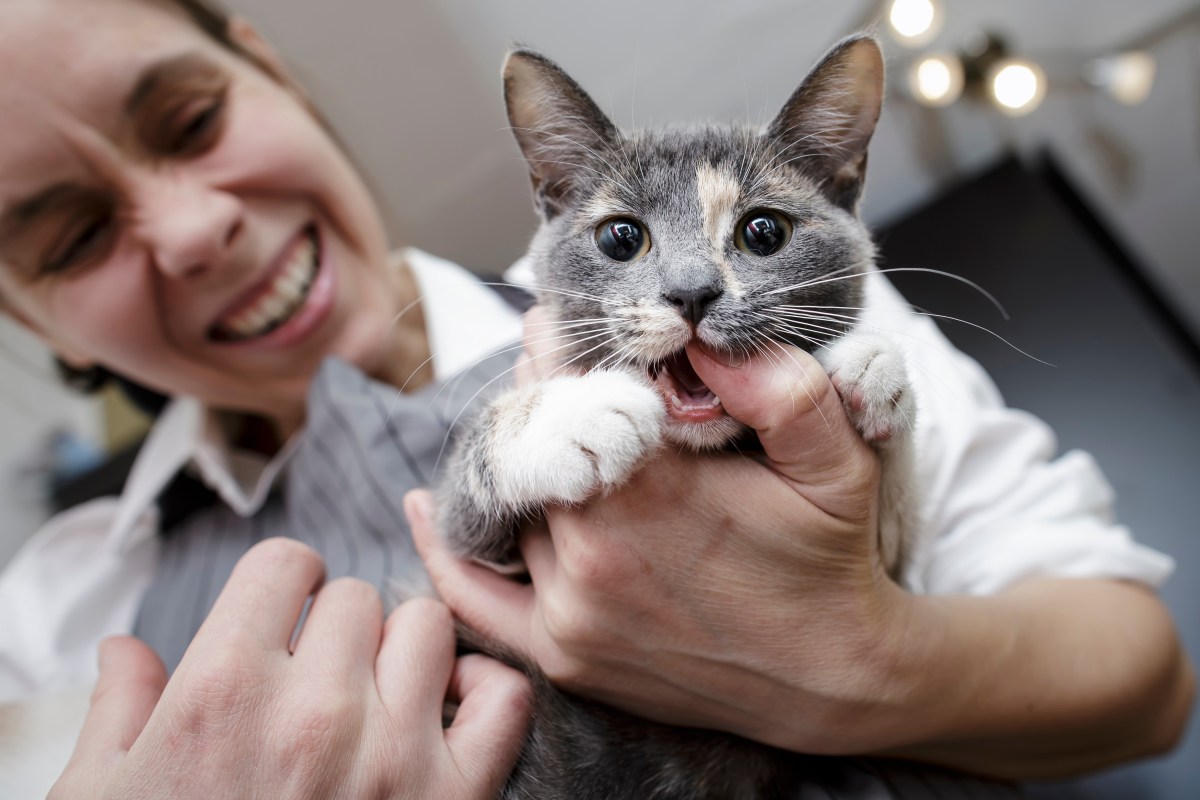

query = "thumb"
[406, 490, 536, 655]
[67, 636, 167, 769]
[685, 340, 872, 486]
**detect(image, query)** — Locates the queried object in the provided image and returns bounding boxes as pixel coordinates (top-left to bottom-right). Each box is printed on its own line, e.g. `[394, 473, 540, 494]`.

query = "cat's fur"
[436, 35, 920, 799]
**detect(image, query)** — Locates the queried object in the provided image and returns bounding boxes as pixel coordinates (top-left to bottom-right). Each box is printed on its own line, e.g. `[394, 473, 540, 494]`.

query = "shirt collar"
[104, 248, 523, 554]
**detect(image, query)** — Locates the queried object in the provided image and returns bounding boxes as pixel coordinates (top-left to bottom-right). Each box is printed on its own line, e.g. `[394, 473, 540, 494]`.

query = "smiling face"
[0, 0, 420, 426]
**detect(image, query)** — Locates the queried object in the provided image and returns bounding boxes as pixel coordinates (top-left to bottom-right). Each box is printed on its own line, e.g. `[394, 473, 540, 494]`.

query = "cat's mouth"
[648, 350, 727, 424]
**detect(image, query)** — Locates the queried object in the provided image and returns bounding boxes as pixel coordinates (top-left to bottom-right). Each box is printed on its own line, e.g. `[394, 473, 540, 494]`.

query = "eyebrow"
[1, 54, 214, 243]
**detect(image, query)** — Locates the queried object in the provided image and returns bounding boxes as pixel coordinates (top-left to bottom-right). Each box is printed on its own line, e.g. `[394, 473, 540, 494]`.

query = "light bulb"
[1086, 52, 1156, 105]
[888, 0, 942, 47]
[909, 54, 964, 106]
[989, 59, 1046, 115]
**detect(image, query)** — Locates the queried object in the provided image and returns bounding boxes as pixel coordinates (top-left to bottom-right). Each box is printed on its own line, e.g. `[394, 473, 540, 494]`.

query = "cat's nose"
[664, 287, 722, 326]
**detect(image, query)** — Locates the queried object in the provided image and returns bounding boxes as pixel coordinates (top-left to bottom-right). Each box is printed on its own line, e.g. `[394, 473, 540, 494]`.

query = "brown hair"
[169, 0, 236, 48]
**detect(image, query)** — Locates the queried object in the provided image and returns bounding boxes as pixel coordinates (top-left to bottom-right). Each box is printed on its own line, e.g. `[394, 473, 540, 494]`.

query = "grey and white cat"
[437, 34, 919, 799]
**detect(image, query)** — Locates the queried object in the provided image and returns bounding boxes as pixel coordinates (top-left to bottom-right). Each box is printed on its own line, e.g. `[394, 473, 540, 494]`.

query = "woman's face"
[0, 0, 403, 420]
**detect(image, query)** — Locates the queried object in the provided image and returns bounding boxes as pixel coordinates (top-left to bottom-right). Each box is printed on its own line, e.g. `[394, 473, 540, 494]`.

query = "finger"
[192, 537, 326, 651]
[516, 521, 557, 592]
[406, 489, 536, 656]
[520, 305, 579, 380]
[292, 577, 384, 681]
[513, 351, 537, 387]
[375, 597, 456, 722]
[444, 654, 533, 794]
[66, 636, 167, 769]
[685, 341, 871, 484]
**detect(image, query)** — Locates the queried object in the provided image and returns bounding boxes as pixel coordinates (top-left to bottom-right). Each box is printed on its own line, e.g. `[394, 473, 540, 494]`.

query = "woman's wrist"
[829, 578, 1195, 779]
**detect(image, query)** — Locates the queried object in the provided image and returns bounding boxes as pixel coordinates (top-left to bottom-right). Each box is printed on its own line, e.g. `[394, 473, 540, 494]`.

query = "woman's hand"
[411, 308, 1194, 778]
[50, 538, 531, 800]
[412, 323, 915, 755]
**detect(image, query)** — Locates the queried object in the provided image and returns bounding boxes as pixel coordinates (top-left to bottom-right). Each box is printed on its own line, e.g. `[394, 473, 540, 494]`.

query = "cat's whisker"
[755, 311, 846, 343]
[476, 280, 632, 309]
[544, 332, 626, 381]
[766, 309, 976, 404]
[757, 264, 862, 297]
[765, 267, 1009, 321]
[765, 334, 834, 431]
[775, 302, 1050, 366]
[384, 323, 616, 426]
[430, 327, 624, 473]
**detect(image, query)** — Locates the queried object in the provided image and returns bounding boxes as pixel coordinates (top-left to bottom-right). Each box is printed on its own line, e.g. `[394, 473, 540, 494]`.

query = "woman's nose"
[135, 176, 244, 280]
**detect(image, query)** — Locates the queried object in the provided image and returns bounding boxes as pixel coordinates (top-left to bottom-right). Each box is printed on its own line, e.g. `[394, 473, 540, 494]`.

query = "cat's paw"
[818, 333, 914, 445]
[492, 370, 664, 507]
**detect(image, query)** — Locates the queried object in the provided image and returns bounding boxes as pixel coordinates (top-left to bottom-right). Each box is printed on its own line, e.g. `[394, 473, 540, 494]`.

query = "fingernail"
[687, 341, 744, 369]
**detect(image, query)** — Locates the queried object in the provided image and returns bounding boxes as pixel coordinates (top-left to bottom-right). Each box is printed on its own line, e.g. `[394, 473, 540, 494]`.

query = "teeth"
[219, 232, 318, 340]
[668, 392, 722, 410]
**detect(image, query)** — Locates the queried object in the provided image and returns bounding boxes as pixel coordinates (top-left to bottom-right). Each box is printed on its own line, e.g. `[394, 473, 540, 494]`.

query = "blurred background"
[1, 0, 1197, 796]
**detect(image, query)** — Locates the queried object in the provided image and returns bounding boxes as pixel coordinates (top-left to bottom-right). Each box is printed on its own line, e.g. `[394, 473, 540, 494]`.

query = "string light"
[909, 54, 964, 106]
[888, 0, 942, 47]
[1085, 52, 1157, 105]
[989, 59, 1046, 115]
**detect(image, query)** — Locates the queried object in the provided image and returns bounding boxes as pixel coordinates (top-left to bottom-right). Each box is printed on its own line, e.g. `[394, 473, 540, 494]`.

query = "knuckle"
[395, 595, 453, 635]
[275, 694, 360, 770]
[242, 537, 321, 575]
[173, 651, 260, 739]
[559, 537, 622, 593]
[537, 644, 589, 687]
[541, 596, 604, 657]
[323, 576, 383, 611]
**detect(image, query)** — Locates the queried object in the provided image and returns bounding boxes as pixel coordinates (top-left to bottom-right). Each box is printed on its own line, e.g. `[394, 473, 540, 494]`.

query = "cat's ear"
[503, 49, 621, 219]
[766, 35, 884, 212]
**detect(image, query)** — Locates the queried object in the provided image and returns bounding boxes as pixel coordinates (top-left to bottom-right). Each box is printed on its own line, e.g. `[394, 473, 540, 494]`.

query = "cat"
[435, 34, 920, 799]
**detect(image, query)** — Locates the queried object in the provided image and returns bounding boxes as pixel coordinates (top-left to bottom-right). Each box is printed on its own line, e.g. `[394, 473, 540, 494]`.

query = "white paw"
[818, 333, 914, 445]
[492, 370, 664, 507]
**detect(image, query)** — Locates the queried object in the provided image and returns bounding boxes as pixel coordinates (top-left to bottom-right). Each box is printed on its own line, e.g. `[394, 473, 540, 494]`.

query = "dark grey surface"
[879, 155, 1200, 800]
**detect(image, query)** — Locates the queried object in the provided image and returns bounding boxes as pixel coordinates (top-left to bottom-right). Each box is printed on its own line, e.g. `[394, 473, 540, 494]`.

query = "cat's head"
[505, 36, 883, 446]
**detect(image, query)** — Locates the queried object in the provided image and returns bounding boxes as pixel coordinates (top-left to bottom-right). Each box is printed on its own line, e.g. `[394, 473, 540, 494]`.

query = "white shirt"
[0, 251, 1174, 794]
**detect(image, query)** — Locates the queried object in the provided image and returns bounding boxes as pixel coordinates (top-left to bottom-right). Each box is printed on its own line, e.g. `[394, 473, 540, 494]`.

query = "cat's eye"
[595, 218, 650, 262]
[735, 210, 792, 257]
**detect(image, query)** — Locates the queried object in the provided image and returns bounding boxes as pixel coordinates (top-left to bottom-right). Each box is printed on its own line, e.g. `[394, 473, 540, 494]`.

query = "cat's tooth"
[670, 394, 684, 410]
[708, 395, 722, 408]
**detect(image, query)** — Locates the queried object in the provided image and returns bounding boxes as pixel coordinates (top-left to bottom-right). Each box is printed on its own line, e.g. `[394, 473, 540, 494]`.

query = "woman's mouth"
[648, 350, 727, 423]
[210, 227, 320, 343]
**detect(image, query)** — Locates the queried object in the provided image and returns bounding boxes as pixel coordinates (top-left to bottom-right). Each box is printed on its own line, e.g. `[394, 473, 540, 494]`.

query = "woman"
[0, 0, 1191, 796]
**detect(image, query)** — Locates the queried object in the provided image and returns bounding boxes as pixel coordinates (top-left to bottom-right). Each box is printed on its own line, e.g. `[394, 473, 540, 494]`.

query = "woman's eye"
[169, 96, 226, 156]
[736, 210, 792, 257]
[595, 218, 650, 262]
[44, 213, 116, 274]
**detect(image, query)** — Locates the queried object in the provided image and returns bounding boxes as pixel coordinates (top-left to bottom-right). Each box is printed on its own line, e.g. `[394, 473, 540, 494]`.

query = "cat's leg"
[437, 369, 665, 564]
[816, 332, 920, 583]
